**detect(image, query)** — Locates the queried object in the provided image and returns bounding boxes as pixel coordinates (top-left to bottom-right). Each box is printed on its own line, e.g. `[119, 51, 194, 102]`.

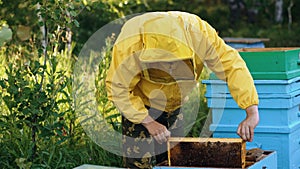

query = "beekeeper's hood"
[139, 16, 194, 62]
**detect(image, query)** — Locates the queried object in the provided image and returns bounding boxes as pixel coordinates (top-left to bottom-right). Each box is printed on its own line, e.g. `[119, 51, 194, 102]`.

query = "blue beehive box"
[202, 78, 300, 127]
[210, 106, 300, 127]
[211, 122, 300, 169]
[205, 89, 300, 109]
[203, 77, 300, 94]
[204, 91, 300, 127]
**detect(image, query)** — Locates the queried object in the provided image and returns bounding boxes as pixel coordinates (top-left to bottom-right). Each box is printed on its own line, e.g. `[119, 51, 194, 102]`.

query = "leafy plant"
[0, 25, 12, 46]
[0, 51, 73, 165]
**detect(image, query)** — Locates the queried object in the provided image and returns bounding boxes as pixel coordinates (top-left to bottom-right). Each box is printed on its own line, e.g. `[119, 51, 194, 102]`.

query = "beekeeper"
[106, 11, 259, 168]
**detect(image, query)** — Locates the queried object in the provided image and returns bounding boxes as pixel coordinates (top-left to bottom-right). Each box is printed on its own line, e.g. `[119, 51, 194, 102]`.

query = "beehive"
[203, 76, 300, 169]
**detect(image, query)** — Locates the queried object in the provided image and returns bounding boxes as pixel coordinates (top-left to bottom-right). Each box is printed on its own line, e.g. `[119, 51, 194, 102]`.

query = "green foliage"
[0, 43, 123, 168]
[73, 0, 149, 55]
[0, 25, 12, 46]
[95, 34, 121, 132]
[0, 48, 72, 167]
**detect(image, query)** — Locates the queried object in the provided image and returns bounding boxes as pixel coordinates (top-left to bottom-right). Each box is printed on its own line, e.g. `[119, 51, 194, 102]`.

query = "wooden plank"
[167, 137, 246, 168]
[237, 47, 299, 52]
[222, 37, 269, 44]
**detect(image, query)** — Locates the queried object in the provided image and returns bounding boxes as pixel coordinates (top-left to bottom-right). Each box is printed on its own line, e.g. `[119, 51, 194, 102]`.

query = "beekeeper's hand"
[142, 115, 171, 144]
[237, 105, 260, 142]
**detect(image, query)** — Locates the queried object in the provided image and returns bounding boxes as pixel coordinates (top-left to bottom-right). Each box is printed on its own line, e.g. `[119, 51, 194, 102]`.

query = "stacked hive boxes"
[202, 48, 300, 169]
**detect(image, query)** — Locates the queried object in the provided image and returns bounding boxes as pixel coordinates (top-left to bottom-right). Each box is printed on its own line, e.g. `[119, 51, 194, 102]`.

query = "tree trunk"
[275, 0, 283, 23]
[288, 0, 294, 30]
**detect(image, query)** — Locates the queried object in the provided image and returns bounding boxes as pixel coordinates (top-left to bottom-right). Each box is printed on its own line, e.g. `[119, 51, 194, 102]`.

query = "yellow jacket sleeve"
[196, 18, 259, 109]
[105, 20, 148, 124]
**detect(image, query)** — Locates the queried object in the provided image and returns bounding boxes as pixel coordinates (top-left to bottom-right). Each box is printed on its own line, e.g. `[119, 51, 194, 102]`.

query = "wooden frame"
[167, 137, 246, 168]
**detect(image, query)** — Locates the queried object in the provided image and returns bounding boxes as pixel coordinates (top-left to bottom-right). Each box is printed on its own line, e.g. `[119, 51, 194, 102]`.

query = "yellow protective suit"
[106, 11, 259, 124]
